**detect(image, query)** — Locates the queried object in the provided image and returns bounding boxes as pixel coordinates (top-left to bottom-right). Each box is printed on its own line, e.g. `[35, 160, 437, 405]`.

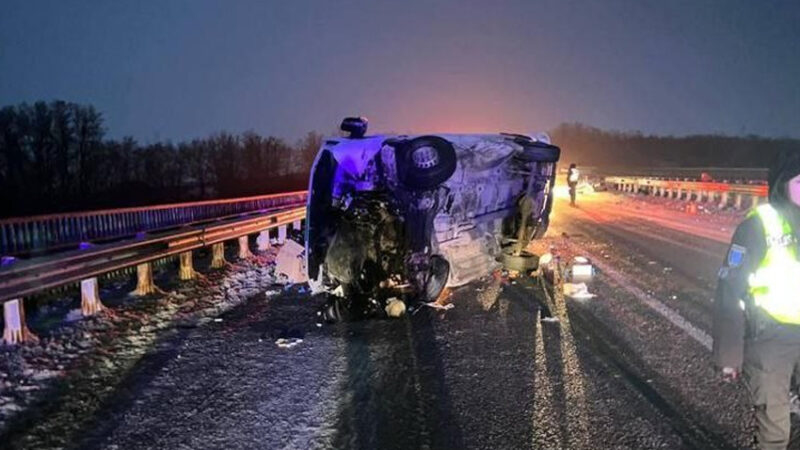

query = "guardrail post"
[238, 236, 254, 259]
[211, 242, 227, 268]
[179, 251, 197, 280]
[3, 299, 38, 345]
[81, 277, 106, 316]
[752, 195, 762, 208]
[719, 192, 729, 209]
[293, 219, 302, 232]
[278, 225, 287, 244]
[131, 263, 161, 296]
[735, 193, 744, 210]
[256, 230, 271, 251]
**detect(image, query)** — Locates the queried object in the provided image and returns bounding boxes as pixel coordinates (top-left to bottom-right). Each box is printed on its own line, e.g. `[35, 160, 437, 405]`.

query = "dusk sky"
[1, 0, 799, 142]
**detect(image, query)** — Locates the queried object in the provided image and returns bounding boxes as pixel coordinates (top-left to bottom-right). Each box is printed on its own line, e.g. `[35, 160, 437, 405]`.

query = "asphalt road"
[3, 192, 779, 449]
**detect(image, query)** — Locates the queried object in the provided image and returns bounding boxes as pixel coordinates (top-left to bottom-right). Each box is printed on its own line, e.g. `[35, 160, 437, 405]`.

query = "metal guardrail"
[589, 167, 768, 182]
[0, 191, 308, 256]
[605, 177, 768, 197]
[605, 176, 768, 210]
[0, 206, 306, 303]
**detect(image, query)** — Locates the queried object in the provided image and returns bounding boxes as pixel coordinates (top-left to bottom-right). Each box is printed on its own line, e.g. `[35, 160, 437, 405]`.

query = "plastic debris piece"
[541, 316, 561, 323]
[539, 253, 553, 266]
[563, 282, 597, 300]
[275, 337, 303, 349]
[423, 302, 455, 311]
[385, 298, 406, 318]
[275, 239, 308, 283]
[213, 318, 223, 323]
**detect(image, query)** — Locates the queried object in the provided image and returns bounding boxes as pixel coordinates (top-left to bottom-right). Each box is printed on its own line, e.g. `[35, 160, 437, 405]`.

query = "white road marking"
[590, 254, 713, 351]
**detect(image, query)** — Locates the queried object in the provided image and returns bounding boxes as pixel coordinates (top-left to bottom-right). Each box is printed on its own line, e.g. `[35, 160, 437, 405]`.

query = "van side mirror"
[340, 117, 368, 138]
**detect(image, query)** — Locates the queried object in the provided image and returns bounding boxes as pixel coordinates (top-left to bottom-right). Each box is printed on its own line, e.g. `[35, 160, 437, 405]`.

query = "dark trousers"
[744, 326, 800, 449]
[568, 183, 577, 205]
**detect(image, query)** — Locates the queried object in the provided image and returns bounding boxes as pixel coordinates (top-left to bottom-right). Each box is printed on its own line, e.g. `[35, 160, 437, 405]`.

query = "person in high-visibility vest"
[713, 150, 800, 449]
[567, 163, 580, 206]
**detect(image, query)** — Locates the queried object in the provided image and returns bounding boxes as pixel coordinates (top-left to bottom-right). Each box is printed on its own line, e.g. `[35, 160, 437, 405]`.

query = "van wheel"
[423, 255, 450, 302]
[396, 136, 457, 190]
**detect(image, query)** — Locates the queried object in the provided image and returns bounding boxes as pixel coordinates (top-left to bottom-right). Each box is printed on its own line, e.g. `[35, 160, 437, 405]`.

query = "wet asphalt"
[69, 278, 700, 450]
[4, 193, 788, 449]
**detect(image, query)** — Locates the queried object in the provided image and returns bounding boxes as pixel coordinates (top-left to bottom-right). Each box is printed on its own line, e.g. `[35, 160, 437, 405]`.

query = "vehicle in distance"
[305, 117, 560, 320]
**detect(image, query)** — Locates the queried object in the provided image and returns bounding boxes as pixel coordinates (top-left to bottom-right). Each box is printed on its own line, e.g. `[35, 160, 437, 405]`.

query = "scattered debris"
[423, 301, 455, 311]
[274, 239, 308, 283]
[539, 252, 554, 267]
[563, 282, 597, 300]
[385, 298, 406, 318]
[275, 338, 303, 349]
[541, 316, 561, 323]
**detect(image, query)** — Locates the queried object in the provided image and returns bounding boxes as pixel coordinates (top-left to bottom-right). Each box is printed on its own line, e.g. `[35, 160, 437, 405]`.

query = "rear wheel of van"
[396, 136, 458, 190]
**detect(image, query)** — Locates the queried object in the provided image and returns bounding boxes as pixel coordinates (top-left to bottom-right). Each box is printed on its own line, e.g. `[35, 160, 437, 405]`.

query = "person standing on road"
[713, 150, 800, 449]
[567, 163, 580, 206]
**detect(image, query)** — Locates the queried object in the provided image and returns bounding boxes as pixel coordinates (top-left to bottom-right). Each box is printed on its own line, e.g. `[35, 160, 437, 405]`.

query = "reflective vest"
[568, 169, 579, 183]
[748, 204, 800, 324]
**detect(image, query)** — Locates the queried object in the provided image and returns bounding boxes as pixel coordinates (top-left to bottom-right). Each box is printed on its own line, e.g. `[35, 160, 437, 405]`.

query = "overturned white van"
[306, 118, 560, 320]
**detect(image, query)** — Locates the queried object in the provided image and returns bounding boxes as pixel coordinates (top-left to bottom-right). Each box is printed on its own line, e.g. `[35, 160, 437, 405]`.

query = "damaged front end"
[306, 124, 559, 321]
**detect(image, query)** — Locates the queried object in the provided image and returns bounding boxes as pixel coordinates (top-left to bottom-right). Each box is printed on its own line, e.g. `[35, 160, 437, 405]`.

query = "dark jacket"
[712, 214, 765, 369]
[712, 151, 800, 369]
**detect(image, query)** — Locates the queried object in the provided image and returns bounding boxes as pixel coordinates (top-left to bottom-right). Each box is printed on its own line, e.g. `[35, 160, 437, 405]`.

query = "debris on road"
[423, 301, 455, 311]
[274, 239, 308, 283]
[275, 338, 303, 349]
[563, 282, 597, 300]
[385, 298, 406, 318]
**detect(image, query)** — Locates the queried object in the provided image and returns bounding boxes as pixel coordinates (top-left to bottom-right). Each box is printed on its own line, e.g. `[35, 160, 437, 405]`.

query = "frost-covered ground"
[0, 247, 288, 447]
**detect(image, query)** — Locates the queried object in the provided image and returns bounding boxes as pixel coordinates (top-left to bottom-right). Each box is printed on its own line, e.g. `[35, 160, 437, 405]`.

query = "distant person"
[713, 150, 800, 449]
[567, 163, 579, 206]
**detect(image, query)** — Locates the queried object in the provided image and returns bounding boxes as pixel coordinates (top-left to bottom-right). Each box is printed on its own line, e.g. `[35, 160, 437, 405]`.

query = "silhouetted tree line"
[551, 123, 800, 168]
[0, 101, 321, 218]
[4, 102, 797, 218]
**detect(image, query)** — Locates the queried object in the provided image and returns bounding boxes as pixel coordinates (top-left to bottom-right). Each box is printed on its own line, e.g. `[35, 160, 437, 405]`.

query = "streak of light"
[535, 273, 591, 448]
[533, 316, 562, 448]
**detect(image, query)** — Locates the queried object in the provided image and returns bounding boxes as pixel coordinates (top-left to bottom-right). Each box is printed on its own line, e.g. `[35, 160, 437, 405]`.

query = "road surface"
[2, 192, 778, 449]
